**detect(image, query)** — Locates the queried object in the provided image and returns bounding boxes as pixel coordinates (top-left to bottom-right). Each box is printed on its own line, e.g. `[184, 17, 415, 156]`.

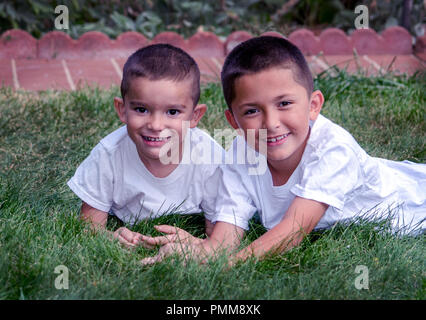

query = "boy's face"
[225, 67, 323, 167]
[114, 77, 206, 167]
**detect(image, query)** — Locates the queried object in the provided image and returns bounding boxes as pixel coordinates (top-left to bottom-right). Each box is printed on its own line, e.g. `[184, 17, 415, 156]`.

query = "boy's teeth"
[144, 136, 168, 141]
[267, 133, 289, 142]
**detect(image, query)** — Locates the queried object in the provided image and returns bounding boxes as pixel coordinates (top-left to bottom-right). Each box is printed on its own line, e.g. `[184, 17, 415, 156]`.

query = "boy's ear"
[225, 109, 239, 130]
[189, 103, 207, 128]
[309, 90, 324, 121]
[114, 97, 127, 124]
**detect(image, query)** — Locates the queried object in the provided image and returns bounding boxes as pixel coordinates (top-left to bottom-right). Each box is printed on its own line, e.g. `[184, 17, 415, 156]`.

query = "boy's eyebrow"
[128, 100, 187, 109]
[128, 100, 147, 106]
[237, 102, 259, 108]
[236, 94, 295, 108]
[165, 104, 187, 109]
[273, 94, 295, 102]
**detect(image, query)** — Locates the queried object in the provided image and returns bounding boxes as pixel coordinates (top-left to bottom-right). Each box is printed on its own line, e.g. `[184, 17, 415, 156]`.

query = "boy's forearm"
[232, 197, 328, 263]
[80, 202, 108, 230]
[79, 202, 143, 248]
[201, 221, 245, 255]
[199, 219, 302, 261]
[205, 218, 215, 238]
[232, 221, 304, 263]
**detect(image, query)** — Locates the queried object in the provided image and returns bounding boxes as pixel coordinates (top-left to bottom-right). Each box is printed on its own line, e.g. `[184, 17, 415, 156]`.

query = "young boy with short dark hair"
[141, 36, 425, 265]
[68, 44, 223, 248]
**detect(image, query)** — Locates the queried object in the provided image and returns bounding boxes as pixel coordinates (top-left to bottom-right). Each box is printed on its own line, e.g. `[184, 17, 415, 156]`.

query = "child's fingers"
[154, 225, 194, 240]
[141, 242, 204, 266]
[140, 226, 200, 248]
[140, 255, 163, 265]
[115, 227, 134, 242]
[132, 231, 143, 240]
[132, 232, 146, 245]
[117, 234, 136, 249]
[155, 225, 199, 243]
[136, 235, 159, 249]
[140, 244, 177, 265]
[135, 237, 155, 249]
[154, 225, 182, 235]
[115, 228, 151, 248]
[141, 234, 177, 246]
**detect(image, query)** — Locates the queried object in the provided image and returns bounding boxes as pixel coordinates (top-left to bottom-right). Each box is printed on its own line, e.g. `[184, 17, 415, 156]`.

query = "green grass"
[0, 72, 425, 300]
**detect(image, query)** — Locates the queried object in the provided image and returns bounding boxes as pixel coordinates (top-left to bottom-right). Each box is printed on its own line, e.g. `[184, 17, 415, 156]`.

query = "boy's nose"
[148, 113, 164, 131]
[264, 110, 280, 130]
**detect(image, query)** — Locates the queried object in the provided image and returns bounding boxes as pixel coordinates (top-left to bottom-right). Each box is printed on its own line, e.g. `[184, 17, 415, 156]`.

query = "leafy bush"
[0, 0, 424, 39]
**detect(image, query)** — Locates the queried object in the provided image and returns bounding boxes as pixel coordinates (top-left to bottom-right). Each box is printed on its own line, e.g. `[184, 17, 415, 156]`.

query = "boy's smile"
[266, 132, 291, 145]
[114, 77, 206, 176]
[225, 67, 323, 175]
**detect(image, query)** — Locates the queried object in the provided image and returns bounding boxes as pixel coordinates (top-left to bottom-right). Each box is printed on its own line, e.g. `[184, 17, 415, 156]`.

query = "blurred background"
[0, 0, 424, 39]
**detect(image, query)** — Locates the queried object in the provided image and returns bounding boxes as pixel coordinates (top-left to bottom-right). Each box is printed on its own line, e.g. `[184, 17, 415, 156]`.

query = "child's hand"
[140, 236, 224, 266]
[140, 242, 188, 265]
[140, 242, 241, 267]
[139, 225, 203, 248]
[113, 227, 144, 249]
[140, 240, 206, 266]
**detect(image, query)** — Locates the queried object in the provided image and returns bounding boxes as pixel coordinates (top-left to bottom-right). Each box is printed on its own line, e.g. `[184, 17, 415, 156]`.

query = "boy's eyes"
[167, 109, 180, 116]
[242, 101, 291, 115]
[243, 108, 258, 115]
[135, 106, 147, 113]
[278, 101, 291, 107]
[132, 107, 180, 116]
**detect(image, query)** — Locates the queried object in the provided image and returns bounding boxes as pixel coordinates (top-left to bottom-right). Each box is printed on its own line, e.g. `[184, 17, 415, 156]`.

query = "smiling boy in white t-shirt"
[140, 36, 425, 266]
[67, 44, 223, 248]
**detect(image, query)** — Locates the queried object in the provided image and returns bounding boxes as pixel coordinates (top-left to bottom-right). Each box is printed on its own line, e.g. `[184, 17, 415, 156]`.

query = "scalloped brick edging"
[0, 29, 37, 59]
[1, 26, 423, 60]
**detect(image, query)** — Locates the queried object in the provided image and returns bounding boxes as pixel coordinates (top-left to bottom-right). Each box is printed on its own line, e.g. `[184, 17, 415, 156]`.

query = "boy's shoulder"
[223, 132, 267, 178]
[309, 114, 359, 147]
[188, 127, 225, 157]
[190, 127, 220, 144]
[306, 114, 366, 160]
[98, 125, 129, 153]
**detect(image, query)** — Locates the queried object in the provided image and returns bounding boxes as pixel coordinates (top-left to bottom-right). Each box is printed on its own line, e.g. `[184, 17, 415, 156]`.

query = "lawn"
[0, 71, 425, 300]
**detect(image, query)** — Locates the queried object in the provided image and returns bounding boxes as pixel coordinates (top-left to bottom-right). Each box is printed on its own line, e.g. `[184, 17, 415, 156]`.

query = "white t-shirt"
[213, 114, 426, 235]
[68, 126, 224, 225]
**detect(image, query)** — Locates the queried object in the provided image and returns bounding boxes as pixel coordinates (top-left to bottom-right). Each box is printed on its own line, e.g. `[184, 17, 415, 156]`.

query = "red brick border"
[0, 29, 37, 59]
[224, 31, 252, 55]
[38, 31, 75, 59]
[320, 29, 353, 55]
[187, 31, 225, 58]
[289, 29, 321, 56]
[152, 32, 186, 50]
[0, 26, 422, 61]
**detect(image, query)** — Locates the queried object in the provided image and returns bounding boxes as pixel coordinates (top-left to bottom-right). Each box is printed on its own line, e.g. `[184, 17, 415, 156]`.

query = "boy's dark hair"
[221, 36, 314, 108]
[121, 44, 200, 106]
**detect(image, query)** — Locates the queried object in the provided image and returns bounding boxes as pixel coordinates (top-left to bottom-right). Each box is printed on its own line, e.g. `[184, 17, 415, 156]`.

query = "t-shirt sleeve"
[211, 164, 258, 230]
[291, 143, 363, 210]
[200, 165, 221, 222]
[67, 143, 114, 213]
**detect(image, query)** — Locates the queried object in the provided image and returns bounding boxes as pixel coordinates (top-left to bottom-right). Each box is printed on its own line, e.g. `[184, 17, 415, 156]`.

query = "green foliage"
[0, 0, 424, 39]
[332, 0, 426, 36]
